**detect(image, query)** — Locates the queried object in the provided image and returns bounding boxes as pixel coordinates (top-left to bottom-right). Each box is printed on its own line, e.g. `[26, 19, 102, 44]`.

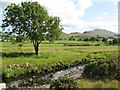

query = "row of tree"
[68, 36, 120, 45]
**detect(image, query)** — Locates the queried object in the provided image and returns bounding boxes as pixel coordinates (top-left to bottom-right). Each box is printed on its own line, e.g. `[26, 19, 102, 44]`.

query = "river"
[7, 65, 85, 88]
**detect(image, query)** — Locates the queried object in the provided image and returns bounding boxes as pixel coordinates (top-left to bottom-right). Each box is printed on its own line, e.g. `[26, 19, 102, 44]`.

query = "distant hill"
[59, 29, 118, 39]
[83, 29, 118, 38]
[59, 32, 70, 38]
[70, 32, 81, 34]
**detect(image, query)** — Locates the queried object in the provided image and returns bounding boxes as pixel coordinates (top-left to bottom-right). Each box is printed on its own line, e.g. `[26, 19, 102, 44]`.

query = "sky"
[0, 0, 119, 34]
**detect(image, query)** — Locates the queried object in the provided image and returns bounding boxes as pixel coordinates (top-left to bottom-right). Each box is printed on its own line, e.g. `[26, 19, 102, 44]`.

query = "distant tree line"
[1, 33, 120, 45]
[67, 36, 120, 45]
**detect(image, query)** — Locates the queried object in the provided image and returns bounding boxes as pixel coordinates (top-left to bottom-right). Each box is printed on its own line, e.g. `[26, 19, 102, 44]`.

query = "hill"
[83, 29, 118, 38]
[59, 29, 118, 39]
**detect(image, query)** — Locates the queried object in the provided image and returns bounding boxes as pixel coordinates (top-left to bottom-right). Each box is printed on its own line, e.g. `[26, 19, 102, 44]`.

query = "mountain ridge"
[60, 29, 118, 38]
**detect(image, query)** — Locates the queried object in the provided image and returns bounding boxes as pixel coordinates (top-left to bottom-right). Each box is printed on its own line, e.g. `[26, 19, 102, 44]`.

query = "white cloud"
[0, 0, 93, 32]
[0, 0, 118, 33]
[103, 12, 108, 16]
[96, 16, 102, 21]
[0, 0, 23, 4]
[0, 8, 3, 15]
[36, 0, 92, 25]
[87, 21, 118, 33]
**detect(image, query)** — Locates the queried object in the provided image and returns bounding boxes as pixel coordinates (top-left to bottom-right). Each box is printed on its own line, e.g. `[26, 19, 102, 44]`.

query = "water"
[53, 65, 84, 80]
[7, 65, 85, 88]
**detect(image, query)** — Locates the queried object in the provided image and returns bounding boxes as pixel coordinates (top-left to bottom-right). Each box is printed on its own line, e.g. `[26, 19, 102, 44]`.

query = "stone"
[0, 83, 6, 90]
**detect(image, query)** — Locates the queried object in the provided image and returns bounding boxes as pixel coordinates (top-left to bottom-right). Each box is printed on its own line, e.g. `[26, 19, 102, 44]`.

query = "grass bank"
[1, 41, 118, 80]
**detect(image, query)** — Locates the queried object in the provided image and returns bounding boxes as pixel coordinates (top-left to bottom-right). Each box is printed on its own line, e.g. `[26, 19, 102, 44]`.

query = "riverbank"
[6, 64, 85, 88]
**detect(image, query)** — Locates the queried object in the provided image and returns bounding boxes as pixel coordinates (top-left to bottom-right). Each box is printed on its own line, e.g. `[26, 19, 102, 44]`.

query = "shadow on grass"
[1, 52, 35, 57]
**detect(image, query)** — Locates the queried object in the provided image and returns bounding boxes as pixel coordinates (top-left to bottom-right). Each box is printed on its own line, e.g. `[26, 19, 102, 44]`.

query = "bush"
[83, 59, 119, 80]
[64, 43, 90, 46]
[18, 44, 23, 47]
[50, 77, 78, 89]
[95, 44, 100, 46]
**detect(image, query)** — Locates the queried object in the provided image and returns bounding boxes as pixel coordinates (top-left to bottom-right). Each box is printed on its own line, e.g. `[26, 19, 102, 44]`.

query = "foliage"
[83, 38, 89, 42]
[16, 35, 24, 42]
[89, 37, 96, 41]
[102, 38, 107, 42]
[83, 59, 119, 80]
[112, 38, 119, 44]
[50, 77, 78, 89]
[2, 1, 63, 55]
[1, 33, 15, 42]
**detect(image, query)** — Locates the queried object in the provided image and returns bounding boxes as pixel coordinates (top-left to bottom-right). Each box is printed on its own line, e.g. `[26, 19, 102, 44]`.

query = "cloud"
[103, 12, 108, 16]
[80, 17, 118, 33]
[87, 21, 118, 33]
[0, 0, 118, 33]
[36, 0, 92, 26]
[96, 16, 102, 20]
[0, 0, 93, 33]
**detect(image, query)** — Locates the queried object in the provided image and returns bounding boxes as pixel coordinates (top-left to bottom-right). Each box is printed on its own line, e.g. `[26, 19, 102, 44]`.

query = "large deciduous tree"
[1, 2, 63, 55]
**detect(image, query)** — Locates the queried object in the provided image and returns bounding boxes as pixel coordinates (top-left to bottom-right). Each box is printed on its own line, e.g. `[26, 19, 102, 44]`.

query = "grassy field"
[2, 41, 118, 67]
[77, 79, 118, 88]
[1, 41, 119, 88]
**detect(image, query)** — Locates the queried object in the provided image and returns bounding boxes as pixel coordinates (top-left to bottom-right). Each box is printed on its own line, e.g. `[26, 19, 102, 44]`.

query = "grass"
[77, 79, 118, 88]
[1, 41, 119, 81]
[2, 41, 118, 66]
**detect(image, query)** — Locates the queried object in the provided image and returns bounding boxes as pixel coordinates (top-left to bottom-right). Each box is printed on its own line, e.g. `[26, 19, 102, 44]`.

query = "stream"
[7, 65, 85, 88]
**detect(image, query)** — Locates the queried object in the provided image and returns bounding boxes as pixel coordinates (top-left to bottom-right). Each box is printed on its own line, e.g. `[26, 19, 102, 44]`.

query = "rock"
[0, 83, 6, 90]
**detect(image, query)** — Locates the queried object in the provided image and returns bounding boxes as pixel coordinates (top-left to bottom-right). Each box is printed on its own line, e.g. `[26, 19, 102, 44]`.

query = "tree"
[113, 38, 118, 44]
[89, 37, 96, 42]
[16, 35, 24, 42]
[1, 2, 63, 55]
[46, 16, 62, 42]
[102, 38, 107, 42]
[83, 38, 89, 42]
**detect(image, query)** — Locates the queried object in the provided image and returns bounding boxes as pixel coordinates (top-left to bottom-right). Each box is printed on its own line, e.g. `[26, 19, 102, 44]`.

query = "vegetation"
[83, 59, 120, 80]
[1, 1, 119, 88]
[50, 77, 78, 89]
[77, 79, 118, 88]
[2, 41, 118, 80]
[1, 2, 63, 55]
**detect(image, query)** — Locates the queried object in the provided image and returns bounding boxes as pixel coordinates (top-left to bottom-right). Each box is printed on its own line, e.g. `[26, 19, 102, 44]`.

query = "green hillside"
[59, 29, 118, 39]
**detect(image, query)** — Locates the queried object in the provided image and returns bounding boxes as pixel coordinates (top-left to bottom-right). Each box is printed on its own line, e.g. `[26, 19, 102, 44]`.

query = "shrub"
[95, 44, 100, 46]
[83, 59, 119, 80]
[18, 44, 23, 47]
[50, 77, 78, 89]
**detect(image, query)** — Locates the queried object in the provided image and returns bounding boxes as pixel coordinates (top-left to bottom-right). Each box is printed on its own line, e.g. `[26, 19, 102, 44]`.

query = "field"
[77, 79, 118, 88]
[1, 41, 119, 88]
[2, 41, 118, 66]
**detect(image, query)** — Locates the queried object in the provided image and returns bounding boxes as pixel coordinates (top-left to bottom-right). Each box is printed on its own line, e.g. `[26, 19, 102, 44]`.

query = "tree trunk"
[34, 43, 39, 55]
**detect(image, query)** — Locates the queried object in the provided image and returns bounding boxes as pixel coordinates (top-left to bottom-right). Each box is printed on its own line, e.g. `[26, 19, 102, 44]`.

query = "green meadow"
[1, 41, 119, 88]
[2, 41, 118, 67]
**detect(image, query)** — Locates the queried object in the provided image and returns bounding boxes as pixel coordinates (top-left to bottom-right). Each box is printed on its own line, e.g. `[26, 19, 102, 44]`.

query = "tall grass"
[77, 79, 118, 88]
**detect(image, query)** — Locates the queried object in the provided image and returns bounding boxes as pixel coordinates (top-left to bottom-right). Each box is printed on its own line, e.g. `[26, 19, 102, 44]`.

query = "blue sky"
[82, 2, 117, 22]
[0, 0, 119, 33]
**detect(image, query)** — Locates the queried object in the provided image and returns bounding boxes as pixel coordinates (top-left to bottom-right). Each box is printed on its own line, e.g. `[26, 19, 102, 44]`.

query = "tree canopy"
[2, 1, 63, 55]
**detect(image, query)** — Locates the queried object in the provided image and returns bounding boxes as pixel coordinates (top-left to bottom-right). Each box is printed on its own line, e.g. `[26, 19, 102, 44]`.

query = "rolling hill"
[83, 29, 118, 38]
[59, 29, 118, 39]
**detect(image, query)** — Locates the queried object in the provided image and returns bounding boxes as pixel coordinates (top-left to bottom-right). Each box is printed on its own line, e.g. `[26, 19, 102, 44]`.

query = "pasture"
[1, 41, 119, 88]
[2, 41, 118, 66]
[2, 41, 118, 74]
